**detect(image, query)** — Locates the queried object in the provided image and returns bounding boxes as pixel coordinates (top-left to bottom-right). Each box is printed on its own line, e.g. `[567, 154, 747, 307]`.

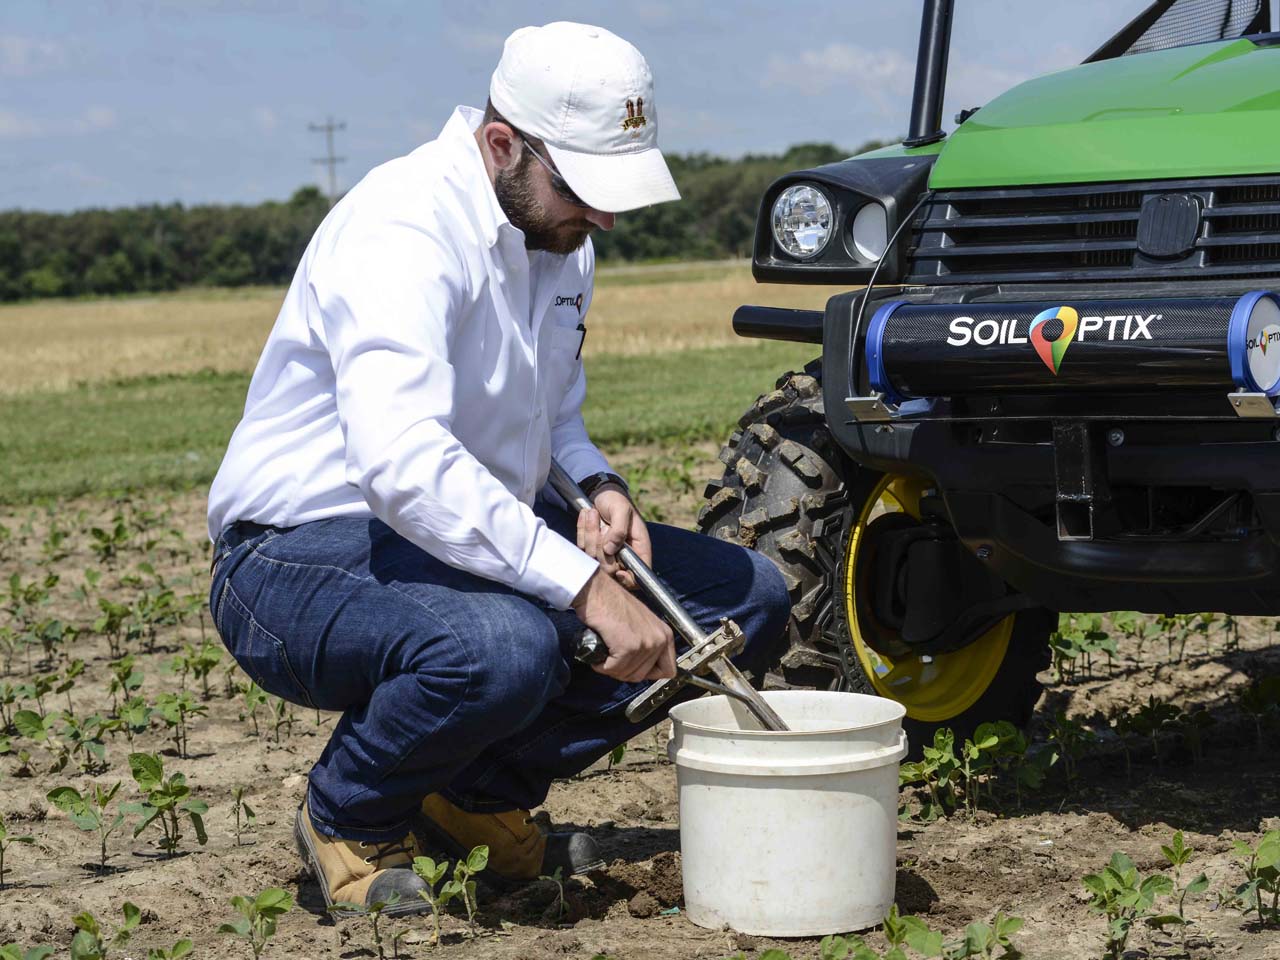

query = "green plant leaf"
[46, 786, 84, 811]
[904, 920, 944, 957]
[466, 844, 490, 873]
[1186, 872, 1210, 895]
[255, 887, 293, 915]
[1139, 875, 1174, 900]
[128, 752, 163, 790]
[218, 919, 251, 937]
[71, 913, 99, 936]
[68, 930, 101, 960]
[12, 710, 44, 740]
[817, 935, 852, 960]
[188, 812, 207, 846]
[132, 805, 162, 838]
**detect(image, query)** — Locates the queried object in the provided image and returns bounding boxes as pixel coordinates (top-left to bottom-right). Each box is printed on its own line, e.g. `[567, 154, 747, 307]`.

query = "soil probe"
[548, 459, 789, 732]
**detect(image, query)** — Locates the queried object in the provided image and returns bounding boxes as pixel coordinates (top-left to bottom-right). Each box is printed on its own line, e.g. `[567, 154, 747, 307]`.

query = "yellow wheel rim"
[843, 475, 1015, 722]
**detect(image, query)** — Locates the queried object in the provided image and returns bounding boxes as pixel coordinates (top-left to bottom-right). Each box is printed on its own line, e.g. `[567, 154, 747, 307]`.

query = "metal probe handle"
[549, 460, 707, 647]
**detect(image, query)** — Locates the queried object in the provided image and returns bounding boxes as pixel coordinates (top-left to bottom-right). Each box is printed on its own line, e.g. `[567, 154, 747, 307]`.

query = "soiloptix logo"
[945, 305, 1158, 375]
[1029, 305, 1078, 374]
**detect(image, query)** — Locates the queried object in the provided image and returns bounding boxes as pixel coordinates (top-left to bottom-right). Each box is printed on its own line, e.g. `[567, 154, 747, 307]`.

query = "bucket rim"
[667, 690, 907, 737]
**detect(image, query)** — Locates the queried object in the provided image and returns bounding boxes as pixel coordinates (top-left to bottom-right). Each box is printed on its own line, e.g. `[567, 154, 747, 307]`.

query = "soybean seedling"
[451, 844, 489, 937]
[1240, 676, 1280, 753]
[898, 727, 961, 821]
[1045, 710, 1098, 785]
[70, 902, 140, 960]
[1081, 851, 1173, 960]
[144, 939, 194, 960]
[93, 599, 133, 660]
[0, 815, 36, 889]
[59, 713, 119, 773]
[270, 696, 297, 742]
[240, 681, 269, 737]
[71, 567, 103, 608]
[106, 655, 143, 713]
[47, 782, 126, 870]
[13, 708, 67, 772]
[0, 682, 17, 732]
[1129, 695, 1180, 766]
[539, 865, 567, 921]
[412, 855, 460, 945]
[0, 945, 55, 960]
[219, 887, 293, 960]
[230, 785, 256, 845]
[1147, 830, 1209, 948]
[188, 640, 222, 699]
[88, 519, 131, 566]
[329, 894, 401, 960]
[1174, 705, 1215, 764]
[115, 696, 153, 742]
[124, 751, 209, 857]
[607, 743, 626, 770]
[55, 659, 85, 715]
[154, 690, 206, 758]
[1225, 829, 1280, 927]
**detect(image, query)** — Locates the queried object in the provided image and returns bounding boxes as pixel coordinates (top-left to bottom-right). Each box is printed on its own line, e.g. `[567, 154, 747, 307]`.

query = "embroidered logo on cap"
[622, 98, 647, 131]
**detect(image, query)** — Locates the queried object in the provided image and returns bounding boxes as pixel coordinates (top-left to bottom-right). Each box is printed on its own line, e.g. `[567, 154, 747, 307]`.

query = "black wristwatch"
[578, 472, 630, 500]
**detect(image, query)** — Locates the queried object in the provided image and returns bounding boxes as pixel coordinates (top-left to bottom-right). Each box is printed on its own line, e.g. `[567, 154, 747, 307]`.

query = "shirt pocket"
[542, 321, 586, 406]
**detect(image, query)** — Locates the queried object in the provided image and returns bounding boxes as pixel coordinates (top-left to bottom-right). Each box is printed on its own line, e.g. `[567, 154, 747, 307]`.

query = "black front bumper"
[819, 279, 1280, 614]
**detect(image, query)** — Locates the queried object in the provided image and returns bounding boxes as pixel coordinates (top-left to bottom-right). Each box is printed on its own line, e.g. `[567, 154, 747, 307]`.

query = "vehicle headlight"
[771, 184, 833, 259]
[851, 201, 888, 262]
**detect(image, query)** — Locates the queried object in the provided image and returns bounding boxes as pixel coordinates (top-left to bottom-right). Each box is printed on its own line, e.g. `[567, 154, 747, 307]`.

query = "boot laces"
[358, 837, 415, 866]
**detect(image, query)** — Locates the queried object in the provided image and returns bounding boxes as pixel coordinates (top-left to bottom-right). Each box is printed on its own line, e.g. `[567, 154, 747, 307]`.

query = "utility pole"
[309, 116, 346, 206]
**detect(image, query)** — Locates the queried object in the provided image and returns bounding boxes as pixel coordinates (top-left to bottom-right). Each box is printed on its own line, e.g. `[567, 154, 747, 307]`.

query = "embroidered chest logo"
[622, 97, 647, 132]
[555, 293, 584, 315]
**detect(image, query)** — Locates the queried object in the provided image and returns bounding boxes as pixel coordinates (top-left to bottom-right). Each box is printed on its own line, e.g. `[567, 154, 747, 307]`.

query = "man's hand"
[572, 569, 675, 681]
[575, 485, 651, 591]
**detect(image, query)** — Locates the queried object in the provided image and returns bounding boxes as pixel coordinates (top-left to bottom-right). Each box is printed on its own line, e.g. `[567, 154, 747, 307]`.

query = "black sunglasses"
[518, 134, 589, 208]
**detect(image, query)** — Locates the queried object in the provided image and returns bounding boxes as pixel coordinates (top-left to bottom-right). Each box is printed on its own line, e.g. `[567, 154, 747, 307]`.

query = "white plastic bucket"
[667, 690, 907, 937]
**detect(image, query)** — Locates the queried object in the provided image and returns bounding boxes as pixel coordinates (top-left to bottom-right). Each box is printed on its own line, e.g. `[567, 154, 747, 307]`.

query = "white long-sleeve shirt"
[207, 106, 611, 609]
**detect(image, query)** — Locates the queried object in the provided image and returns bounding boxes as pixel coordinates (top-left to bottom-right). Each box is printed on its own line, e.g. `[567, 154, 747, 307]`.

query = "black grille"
[907, 175, 1280, 284]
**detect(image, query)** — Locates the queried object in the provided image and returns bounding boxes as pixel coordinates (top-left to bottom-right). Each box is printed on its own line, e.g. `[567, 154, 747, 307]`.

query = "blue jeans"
[209, 502, 790, 842]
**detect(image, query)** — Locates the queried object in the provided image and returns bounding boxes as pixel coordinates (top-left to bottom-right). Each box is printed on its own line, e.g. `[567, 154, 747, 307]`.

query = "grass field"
[0, 261, 828, 395]
[0, 262, 825, 503]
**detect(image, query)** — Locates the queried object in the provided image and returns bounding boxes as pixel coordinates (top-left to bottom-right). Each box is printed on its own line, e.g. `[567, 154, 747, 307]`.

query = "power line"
[308, 116, 346, 206]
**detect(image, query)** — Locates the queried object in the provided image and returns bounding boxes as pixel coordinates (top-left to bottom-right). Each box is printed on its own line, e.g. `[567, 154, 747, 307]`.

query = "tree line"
[0, 141, 880, 302]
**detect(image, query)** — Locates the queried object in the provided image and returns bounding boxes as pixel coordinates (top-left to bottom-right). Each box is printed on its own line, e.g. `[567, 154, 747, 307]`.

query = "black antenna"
[903, 0, 955, 148]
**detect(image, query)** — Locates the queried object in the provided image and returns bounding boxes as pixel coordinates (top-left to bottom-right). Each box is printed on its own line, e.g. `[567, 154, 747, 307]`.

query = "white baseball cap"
[489, 22, 681, 214]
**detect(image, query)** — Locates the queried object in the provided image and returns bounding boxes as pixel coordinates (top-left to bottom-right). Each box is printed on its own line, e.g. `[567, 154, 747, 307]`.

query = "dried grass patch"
[0, 263, 833, 395]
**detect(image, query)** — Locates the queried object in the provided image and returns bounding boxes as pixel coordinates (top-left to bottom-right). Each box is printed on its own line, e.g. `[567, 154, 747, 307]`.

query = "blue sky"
[0, 0, 1260, 211]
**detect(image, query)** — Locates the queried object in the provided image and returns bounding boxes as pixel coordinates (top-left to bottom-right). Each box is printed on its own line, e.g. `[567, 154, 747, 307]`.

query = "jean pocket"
[217, 581, 316, 709]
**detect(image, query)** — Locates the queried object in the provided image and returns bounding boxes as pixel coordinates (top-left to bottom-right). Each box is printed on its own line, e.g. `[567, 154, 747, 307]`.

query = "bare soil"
[1, 483, 1278, 960]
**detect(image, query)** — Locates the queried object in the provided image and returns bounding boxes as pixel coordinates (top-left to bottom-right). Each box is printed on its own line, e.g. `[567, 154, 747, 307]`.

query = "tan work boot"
[416, 793, 605, 885]
[293, 800, 430, 916]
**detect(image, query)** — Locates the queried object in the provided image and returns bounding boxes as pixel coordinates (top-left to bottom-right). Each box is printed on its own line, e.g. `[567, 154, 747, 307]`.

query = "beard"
[494, 152, 593, 255]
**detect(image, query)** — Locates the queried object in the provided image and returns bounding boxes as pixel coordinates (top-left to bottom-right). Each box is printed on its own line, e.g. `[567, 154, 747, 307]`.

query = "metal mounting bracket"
[1228, 392, 1280, 418]
[845, 393, 898, 423]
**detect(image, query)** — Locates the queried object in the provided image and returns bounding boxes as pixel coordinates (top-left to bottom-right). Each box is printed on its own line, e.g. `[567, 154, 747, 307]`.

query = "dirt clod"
[627, 890, 659, 918]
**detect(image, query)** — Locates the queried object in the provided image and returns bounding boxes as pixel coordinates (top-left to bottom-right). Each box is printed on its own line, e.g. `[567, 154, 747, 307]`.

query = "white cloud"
[446, 26, 506, 54]
[0, 34, 66, 78]
[0, 106, 118, 139]
[81, 106, 117, 131]
[0, 108, 43, 138]
[763, 44, 915, 118]
[253, 106, 278, 133]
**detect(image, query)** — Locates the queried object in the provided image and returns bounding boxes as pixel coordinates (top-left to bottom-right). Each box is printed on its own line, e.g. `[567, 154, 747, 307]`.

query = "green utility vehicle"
[704, 0, 1280, 744]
